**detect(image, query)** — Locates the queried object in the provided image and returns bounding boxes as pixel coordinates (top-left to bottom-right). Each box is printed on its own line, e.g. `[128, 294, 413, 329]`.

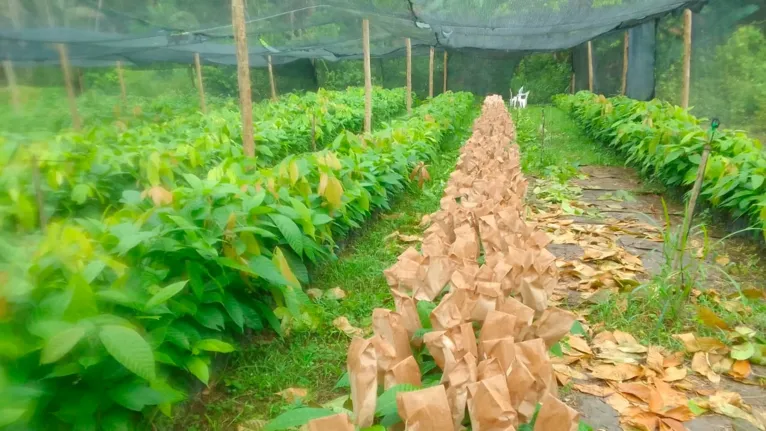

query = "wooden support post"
[587, 41, 594, 92]
[676, 143, 711, 276]
[31, 156, 47, 232]
[56, 44, 81, 130]
[621, 32, 629, 96]
[311, 112, 316, 151]
[428, 47, 434, 98]
[362, 18, 372, 134]
[570, 72, 576, 94]
[95, 0, 103, 30]
[194, 53, 207, 114]
[3, 60, 21, 112]
[443, 51, 448, 93]
[267, 55, 277, 101]
[232, 0, 255, 158]
[681, 9, 692, 109]
[405, 38, 412, 114]
[116, 60, 127, 104]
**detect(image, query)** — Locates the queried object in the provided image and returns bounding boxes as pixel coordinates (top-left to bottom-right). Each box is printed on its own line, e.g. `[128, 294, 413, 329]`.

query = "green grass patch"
[170, 106, 479, 431]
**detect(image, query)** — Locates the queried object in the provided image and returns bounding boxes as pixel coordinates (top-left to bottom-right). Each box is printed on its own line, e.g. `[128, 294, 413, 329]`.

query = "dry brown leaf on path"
[672, 333, 727, 354]
[590, 363, 643, 381]
[691, 352, 721, 384]
[326, 287, 347, 300]
[663, 352, 684, 368]
[568, 335, 593, 355]
[661, 366, 687, 382]
[275, 387, 308, 402]
[573, 383, 615, 397]
[333, 317, 363, 338]
[730, 360, 752, 380]
[605, 393, 633, 414]
[646, 347, 665, 374]
[715, 255, 731, 266]
[613, 330, 648, 353]
[706, 391, 766, 430]
[553, 363, 589, 382]
[306, 288, 323, 300]
[697, 306, 731, 331]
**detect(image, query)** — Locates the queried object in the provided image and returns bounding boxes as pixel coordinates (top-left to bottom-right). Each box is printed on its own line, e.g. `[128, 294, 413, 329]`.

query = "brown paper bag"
[533, 393, 579, 431]
[384, 355, 422, 389]
[421, 256, 455, 301]
[479, 310, 517, 350]
[447, 322, 478, 360]
[515, 338, 557, 401]
[370, 335, 397, 385]
[495, 296, 535, 339]
[424, 331, 449, 370]
[347, 337, 378, 427]
[373, 308, 412, 361]
[506, 358, 537, 422]
[532, 307, 576, 348]
[391, 289, 422, 338]
[477, 357, 504, 380]
[431, 295, 464, 331]
[480, 337, 515, 376]
[307, 413, 354, 431]
[445, 352, 478, 430]
[467, 374, 518, 431]
[396, 385, 455, 431]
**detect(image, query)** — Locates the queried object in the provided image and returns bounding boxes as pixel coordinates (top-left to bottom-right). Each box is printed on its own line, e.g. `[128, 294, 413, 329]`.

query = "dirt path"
[529, 164, 766, 430]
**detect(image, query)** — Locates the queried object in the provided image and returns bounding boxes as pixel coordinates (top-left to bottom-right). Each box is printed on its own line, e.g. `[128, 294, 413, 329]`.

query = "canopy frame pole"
[56, 44, 81, 131]
[570, 72, 576, 94]
[3, 60, 21, 112]
[194, 53, 207, 114]
[621, 32, 629, 95]
[587, 41, 594, 92]
[362, 18, 372, 134]
[232, 0, 255, 158]
[681, 9, 692, 109]
[116, 60, 127, 105]
[428, 47, 434, 98]
[443, 51, 448, 93]
[268, 55, 278, 101]
[405, 38, 412, 114]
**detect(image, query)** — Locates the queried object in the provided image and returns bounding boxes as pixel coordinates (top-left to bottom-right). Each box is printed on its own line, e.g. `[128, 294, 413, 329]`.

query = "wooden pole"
[681, 9, 692, 109]
[405, 38, 412, 114]
[443, 51, 448, 93]
[428, 47, 434, 98]
[95, 0, 103, 30]
[676, 143, 711, 276]
[193, 53, 207, 114]
[232, 0, 255, 158]
[587, 41, 594, 92]
[621, 32, 629, 96]
[362, 18, 372, 134]
[311, 112, 316, 151]
[31, 156, 47, 232]
[116, 60, 127, 104]
[56, 44, 81, 131]
[267, 55, 278, 101]
[570, 72, 576, 94]
[3, 60, 21, 112]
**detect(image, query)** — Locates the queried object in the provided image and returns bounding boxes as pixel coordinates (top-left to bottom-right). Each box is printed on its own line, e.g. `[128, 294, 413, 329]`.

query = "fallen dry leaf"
[707, 391, 765, 430]
[590, 363, 643, 381]
[333, 316, 363, 338]
[715, 255, 730, 266]
[672, 333, 727, 353]
[326, 287, 347, 300]
[276, 387, 308, 402]
[691, 352, 721, 384]
[142, 186, 173, 206]
[573, 383, 615, 397]
[663, 352, 684, 368]
[730, 360, 752, 380]
[306, 288, 323, 300]
[697, 306, 730, 331]
[661, 366, 687, 382]
[605, 393, 633, 414]
[646, 347, 665, 374]
[553, 363, 589, 381]
[568, 335, 593, 355]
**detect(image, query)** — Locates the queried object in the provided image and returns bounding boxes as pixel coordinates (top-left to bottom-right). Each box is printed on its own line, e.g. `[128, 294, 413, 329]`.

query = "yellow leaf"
[273, 247, 299, 288]
[697, 306, 730, 330]
[275, 387, 308, 403]
[240, 231, 261, 255]
[288, 160, 299, 185]
[318, 172, 328, 196]
[324, 176, 343, 209]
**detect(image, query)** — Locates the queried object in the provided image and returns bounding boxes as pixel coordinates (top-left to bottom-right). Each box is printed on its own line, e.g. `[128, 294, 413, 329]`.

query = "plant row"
[1, 87, 407, 232]
[556, 91, 766, 236]
[0, 91, 475, 431]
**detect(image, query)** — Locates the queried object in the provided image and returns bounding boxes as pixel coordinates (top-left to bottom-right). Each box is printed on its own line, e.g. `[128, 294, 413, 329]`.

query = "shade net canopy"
[2, 0, 705, 68]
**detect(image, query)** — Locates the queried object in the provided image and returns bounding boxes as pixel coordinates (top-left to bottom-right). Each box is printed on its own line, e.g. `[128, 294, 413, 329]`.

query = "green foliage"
[0, 90, 474, 430]
[556, 91, 766, 237]
[511, 53, 571, 104]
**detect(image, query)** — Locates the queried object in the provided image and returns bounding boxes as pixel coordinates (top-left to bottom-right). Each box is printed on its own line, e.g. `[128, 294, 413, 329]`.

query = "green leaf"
[264, 408, 335, 431]
[549, 342, 564, 357]
[40, 326, 86, 364]
[99, 325, 156, 381]
[101, 410, 135, 431]
[334, 372, 350, 389]
[269, 214, 304, 255]
[361, 427, 385, 431]
[71, 184, 91, 205]
[108, 382, 165, 411]
[731, 342, 755, 360]
[0, 408, 27, 427]
[186, 262, 206, 300]
[380, 411, 402, 428]
[195, 305, 225, 331]
[416, 301, 436, 329]
[376, 384, 419, 417]
[570, 321, 586, 336]
[185, 356, 210, 385]
[578, 421, 594, 431]
[752, 174, 764, 190]
[193, 339, 236, 354]
[254, 300, 282, 336]
[145, 281, 188, 310]
[248, 256, 288, 285]
[223, 292, 245, 330]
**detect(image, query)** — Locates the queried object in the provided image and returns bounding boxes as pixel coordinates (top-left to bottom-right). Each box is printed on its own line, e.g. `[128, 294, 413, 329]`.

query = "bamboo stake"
[621, 32, 629, 95]
[267, 55, 278, 101]
[3, 60, 21, 112]
[428, 47, 434, 98]
[32, 156, 47, 232]
[193, 53, 207, 114]
[443, 51, 448, 93]
[587, 41, 594, 92]
[232, 0, 255, 158]
[681, 9, 692, 109]
[405, 38, 412, 114]
[311, 111, 316, 151]
[570, 72, 576, 94]
[56, 44, 81, 130]
[362, 18, 372, 134]
[116, 60, 127, 104]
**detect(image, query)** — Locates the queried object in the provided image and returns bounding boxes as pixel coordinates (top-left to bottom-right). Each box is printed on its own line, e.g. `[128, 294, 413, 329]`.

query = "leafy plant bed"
[1, 87, 407, 232]
[0, 91, 474, 430]
[556, 91, 766, 238]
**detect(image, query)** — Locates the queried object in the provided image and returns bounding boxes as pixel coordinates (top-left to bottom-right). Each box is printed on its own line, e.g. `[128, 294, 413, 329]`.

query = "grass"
[512, 105, 622, 179]
[169, 106, 479, 431]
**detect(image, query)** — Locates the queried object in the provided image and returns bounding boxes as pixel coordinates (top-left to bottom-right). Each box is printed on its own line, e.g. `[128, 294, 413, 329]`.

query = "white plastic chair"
[517, 89, 530, 109]
[510, 90, 519, 108]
